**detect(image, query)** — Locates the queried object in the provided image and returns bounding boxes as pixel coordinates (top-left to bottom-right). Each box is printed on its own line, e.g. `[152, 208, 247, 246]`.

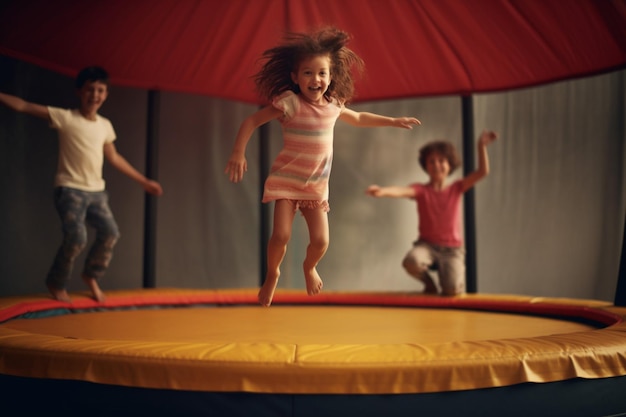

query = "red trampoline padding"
[0, 288, 621, 326]
[1, 289, 625, 395]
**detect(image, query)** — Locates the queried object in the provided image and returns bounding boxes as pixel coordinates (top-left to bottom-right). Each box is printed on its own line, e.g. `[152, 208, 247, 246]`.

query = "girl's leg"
[402, 242, 438, 294]
[258, 200, 296, 306]
[300, 206, 329, 296]
[83, 191, 120, 302]
[46, 187, 89, 302]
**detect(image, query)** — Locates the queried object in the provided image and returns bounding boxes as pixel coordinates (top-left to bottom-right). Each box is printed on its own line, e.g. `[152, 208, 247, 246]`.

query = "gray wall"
[1, 56, 624, 301]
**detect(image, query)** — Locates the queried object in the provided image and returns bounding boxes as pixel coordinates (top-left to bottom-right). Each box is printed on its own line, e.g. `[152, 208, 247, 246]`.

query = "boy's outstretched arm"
[104, 143, 163, 196]
[366, 184, 415, 198]
[339, 108, 420, 129]
[225, 105, 283, 183]
[0, 92, 50, 120]
[461, 130, 498, 192]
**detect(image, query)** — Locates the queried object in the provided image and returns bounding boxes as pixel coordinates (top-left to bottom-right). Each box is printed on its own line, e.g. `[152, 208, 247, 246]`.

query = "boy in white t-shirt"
[0, 67, 163, 302]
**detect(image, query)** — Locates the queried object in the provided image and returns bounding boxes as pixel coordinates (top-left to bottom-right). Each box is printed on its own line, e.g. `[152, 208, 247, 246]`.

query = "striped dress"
[262, 91, 344, 204]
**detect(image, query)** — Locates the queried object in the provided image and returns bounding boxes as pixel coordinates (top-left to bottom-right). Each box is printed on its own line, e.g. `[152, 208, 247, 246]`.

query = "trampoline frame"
[1, 288, 626, 417]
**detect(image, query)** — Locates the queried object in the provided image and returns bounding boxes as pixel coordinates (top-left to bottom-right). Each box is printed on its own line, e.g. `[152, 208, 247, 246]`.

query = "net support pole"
[615, 211, 626, 306]
[462, 95, 477, 293]
[142, 90, 159, 289]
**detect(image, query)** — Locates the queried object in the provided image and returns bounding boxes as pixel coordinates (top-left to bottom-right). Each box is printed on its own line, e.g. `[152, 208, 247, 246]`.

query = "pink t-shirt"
[411, 180, 464, 247]
[262, 91, 344, 203]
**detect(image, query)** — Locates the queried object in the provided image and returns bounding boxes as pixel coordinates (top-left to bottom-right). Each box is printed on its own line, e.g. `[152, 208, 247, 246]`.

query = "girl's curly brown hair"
[254, 27, 364, 103]
[418, 141, 462, 174]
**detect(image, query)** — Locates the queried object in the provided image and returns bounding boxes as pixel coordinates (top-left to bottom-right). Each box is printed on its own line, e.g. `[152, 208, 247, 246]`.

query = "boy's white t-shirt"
[48, 107, 116, 192]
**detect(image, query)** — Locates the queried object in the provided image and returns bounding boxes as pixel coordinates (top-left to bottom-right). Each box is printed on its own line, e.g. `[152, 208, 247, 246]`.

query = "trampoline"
[1, 288, 626, 417]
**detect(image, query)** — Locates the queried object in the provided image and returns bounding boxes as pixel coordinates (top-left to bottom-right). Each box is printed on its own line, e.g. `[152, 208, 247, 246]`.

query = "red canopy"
[1, 0, 625, 104]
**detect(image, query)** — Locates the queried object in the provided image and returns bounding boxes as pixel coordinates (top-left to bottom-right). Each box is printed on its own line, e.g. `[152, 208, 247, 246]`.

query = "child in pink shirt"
[367, 130, 498, 295]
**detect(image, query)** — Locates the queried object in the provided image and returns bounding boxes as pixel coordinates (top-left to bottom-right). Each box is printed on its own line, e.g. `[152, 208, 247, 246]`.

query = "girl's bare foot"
[83, 276, 106, 303]
[304, 266, 323, 296]
[258, 271, 280, 307]
[47, 285, 71, 302]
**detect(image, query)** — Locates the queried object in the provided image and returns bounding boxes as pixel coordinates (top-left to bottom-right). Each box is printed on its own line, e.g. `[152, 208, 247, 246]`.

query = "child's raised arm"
[0, 92, 50, 120]
[339, 108, 420, 129]
[461, 130, 498, 192]
[225, 105, 283, 183]
[366, 184, 415, 198]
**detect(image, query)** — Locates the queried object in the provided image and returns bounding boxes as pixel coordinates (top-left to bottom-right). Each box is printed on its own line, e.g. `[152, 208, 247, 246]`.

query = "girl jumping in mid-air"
[225, 27, 421, 306]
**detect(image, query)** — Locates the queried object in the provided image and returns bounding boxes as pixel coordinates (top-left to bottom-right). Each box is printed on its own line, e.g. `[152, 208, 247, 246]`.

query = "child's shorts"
[287, 199, 330, 213]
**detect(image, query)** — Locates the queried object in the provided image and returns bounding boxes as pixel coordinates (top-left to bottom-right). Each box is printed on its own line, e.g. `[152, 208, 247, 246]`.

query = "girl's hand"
[479, 130, 498, 146]
[394, 117, 421, 129]
[225, 153, 247, 183]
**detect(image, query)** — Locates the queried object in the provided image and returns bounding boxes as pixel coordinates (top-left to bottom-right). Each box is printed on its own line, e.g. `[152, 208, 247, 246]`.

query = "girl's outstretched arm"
[225, 105, 283, 183]
[366, 184, 415, 198]
[339, 108, 420, 129]
[461, 130, 498, 192]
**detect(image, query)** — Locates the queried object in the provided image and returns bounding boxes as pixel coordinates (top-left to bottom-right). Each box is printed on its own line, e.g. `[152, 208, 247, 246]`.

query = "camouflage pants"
[46, 187, 120, 290]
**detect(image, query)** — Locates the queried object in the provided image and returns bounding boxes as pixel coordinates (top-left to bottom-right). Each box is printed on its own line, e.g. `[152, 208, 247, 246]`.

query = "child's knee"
[309, 236, 329, 252]
[402, 256, 428, 275]
[63, 242, 86, 260]
[62, 230, 88, 257]
[102, 230, 120, 249]
[108, 226, 121, 241]
[270, 232, 291, 247]
[440, 280, 465, 296]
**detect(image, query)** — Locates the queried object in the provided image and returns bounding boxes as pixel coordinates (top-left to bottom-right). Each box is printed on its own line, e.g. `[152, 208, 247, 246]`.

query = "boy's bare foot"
[83, 276, 106, 303]
[258, 271, 280, 307]
[419, 273, 438, 294]
[47, 285, 71, 302]
[422, 285, 439, 295]
[304, 266, 323, 296]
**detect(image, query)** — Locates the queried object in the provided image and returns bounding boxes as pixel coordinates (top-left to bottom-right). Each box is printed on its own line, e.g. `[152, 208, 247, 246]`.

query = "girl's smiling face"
[291, 54, 331, 105]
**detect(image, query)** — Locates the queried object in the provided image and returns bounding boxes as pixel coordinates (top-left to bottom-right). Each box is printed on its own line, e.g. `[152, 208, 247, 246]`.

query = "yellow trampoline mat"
[2, 305, 595, 345]
[1, 289, 625, 394]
